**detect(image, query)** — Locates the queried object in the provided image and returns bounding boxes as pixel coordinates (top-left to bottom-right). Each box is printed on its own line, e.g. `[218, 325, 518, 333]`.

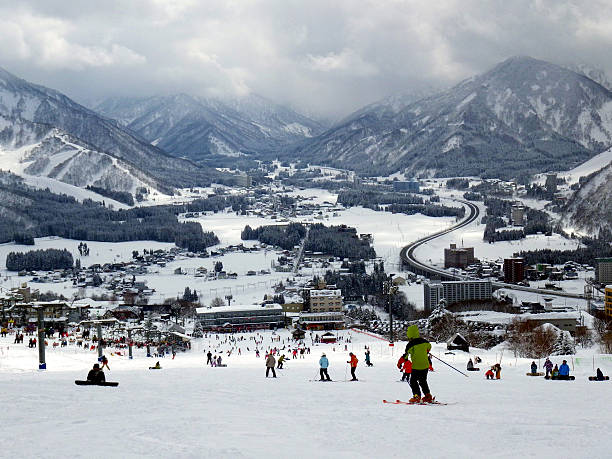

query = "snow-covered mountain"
[93, 93, 326, 161]
[295, 56, 612, 179]
[564, 150, 612, 234]
[0, 115, 155, 198]
[0, 67, 220, 194]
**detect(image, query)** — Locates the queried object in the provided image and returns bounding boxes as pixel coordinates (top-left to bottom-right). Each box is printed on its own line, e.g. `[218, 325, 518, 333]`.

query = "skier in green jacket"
[404, 325, 433, 403]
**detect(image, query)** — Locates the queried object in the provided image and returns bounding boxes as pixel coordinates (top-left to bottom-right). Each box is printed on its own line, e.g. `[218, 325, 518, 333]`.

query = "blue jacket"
[559, 363, 570, 376]
[319, 356, 329, 368]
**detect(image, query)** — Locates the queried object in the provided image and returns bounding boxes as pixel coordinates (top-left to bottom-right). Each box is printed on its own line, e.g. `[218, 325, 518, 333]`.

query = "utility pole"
[384, 275, 398, 344]
[36, 306, 46, 370]
[127, 328, 133, 360]
[97, 322, 103, 360]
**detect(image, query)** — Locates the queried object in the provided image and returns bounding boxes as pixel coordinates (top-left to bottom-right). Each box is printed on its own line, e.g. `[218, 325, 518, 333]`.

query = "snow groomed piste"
[1, 328, 611, 457]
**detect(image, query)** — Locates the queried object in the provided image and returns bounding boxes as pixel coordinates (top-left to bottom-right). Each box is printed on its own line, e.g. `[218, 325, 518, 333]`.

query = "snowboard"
[383, 398, 450, 406]
[526, 372, 544, 376]
[544, 375, 575, 380]
[75, 380, 119, 387]
[149, 367, 162, 370]
[588, 376, 609, 381]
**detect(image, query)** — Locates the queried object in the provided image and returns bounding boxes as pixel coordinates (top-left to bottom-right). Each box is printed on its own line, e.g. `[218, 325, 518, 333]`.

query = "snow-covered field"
[0, 200, 454, 306]
[1, 329, 610, 458]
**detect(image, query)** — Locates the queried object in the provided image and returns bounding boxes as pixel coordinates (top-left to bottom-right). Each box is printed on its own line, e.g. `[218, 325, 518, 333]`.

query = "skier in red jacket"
[397, 355, 412, 382]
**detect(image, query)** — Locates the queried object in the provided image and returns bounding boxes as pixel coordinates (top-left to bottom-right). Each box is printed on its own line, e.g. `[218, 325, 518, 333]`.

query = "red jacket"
[349, 354, 358, 368]
[397, 356, 412, 373]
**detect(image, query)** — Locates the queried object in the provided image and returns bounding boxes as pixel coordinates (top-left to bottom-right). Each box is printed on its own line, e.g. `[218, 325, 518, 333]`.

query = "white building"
[309, 289, 343, 312]
[424, 280, 492, 311]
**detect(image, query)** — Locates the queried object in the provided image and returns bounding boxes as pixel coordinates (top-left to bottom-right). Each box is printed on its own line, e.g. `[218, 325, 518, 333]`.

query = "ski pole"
[430, 354, 469, 377]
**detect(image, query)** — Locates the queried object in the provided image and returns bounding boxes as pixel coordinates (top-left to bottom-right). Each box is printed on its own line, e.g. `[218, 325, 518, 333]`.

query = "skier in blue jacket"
[319, 353, 331, 381]
[558, 360, 570, 380]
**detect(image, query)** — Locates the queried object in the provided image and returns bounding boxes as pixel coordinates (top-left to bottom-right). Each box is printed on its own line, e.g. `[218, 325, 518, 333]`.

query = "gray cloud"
[1, 0, 612, 119]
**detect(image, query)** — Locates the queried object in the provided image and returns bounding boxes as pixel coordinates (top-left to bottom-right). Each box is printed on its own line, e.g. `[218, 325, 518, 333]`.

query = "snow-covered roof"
[196, 304, 283, 315]
[310, 289, 342, 297]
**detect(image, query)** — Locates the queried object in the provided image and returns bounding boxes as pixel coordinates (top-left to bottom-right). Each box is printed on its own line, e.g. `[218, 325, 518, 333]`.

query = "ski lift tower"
[79, 319, 118, 360]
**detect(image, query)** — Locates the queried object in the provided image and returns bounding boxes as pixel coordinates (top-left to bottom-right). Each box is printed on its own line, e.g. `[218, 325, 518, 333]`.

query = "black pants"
[320, 368, 331, 381]
[277, 362, 283, 369]
[410, 369, 430, 396]
[266, 366, 276, 377]
[350, 367, 357, 380]
[401, 372, 411, 382]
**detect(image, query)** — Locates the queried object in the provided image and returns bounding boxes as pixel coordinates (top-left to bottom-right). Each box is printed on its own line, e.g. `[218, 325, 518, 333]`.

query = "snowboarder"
[485, 367, 495, 380]
[544, 358, 553, 378]
[467, 359, 479, 371]
[494, 363, 501, 379]
[87, 363, 106, 384]
[404, 325, 433, 403]
[397, 355, 412, 382]
[530, 361, 538, 375]
[347, 352, 358, 381]
[595, 368, 606, 381]
[558, 360, 570, 380]
[150, 361, 162, 370]
[365, 349, 373, 367]
[266, 353, 277, 378]
[552, 364, 559, 378]
[206, 351, 213, 365]
[277, 354, 285, 369]
[319, 353, 331, 381]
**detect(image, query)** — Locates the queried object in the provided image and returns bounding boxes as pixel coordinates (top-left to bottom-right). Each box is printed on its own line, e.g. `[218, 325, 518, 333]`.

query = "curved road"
[400, 199, 585, 299]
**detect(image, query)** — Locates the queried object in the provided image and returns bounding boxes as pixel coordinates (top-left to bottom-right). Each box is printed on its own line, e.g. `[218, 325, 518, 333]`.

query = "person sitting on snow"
[558, 360, 570, 380]
[596, 368, 606, 381]
[485, 367, 495, 380]
[530, 361, 538, 374]
[552, 364, 559, 378]
[87, 363, 106, 384]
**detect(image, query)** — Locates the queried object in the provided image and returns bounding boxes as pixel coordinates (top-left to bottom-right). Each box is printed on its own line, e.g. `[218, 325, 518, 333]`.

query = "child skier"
[365, 349, 373, 367]
[397, 355, 412, 382]
[404, 325, 433, 403]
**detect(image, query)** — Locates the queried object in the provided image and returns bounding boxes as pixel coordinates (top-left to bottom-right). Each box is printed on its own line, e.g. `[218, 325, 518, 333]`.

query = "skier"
[266, 353, 277, 378]
[365, 349, 373, 367]
[87, 363, 106, 384]
[100, 355, 110, 371]
[530, 361, 538, 375]
[404, 325, 433, 403]
[397, 355, 412, 382]
[558, 360, 570, 380]
[277, 354, 285, 369]
[319, 353, 331, 381]
[206, 351, 213, 365]
[347, 352, 358, 381]
[544, 358, 553, 378]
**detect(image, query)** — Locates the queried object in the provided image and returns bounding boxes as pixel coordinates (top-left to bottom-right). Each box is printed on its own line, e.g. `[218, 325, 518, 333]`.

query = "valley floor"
[1, 329, 611, 458]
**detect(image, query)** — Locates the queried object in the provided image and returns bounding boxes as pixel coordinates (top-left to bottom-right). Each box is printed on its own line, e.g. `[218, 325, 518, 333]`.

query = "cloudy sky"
[1, 0, 612, 119]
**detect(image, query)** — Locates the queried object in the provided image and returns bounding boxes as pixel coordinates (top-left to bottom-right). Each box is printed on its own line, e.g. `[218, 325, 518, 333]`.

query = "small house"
[320, 332, 337, 344]
[447, 333, 469, 352]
